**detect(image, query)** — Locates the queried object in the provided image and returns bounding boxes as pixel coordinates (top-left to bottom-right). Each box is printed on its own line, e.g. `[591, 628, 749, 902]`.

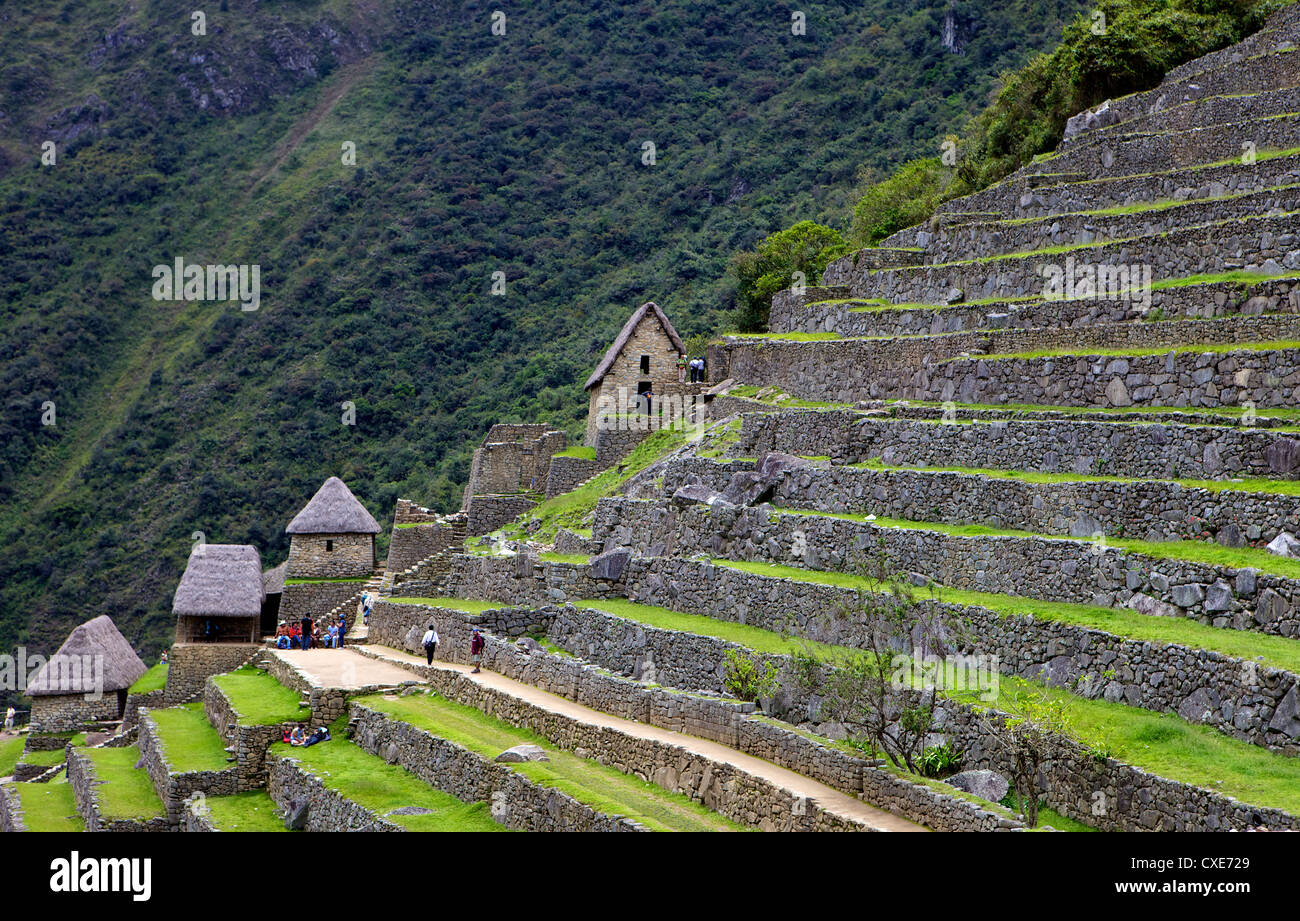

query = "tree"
[972, 689, 1071, 828]
[729, 221, 847, 332]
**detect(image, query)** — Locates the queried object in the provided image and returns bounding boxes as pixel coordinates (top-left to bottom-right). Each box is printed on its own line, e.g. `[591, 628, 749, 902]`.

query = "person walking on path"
[301, 614, 314, 651]
[3, 707, 13, 731]
[470, 629, 485, 673]
[422, 624, 440, 666]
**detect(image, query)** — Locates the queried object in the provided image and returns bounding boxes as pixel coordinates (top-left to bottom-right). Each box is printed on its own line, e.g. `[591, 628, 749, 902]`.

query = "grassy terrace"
[715, 556, 1300, 675]
[539, 552, 592, 565]
[553, 445, 597, 460]
[18, 747, 70, 769]
[953, 339, 1300, 363]
[149, 703, 232, 773]
[129, 662, 169, 695]
[270, 731, 504, 832]
[0, 736, 24, 776]
[358, 692, 746, 832]
[500, 429, 687, 541]
[284, 577, 368, 585]
[203, 791, 292, 832]
[211, 667, 306, 726]
[777, 507, 1300, 581]
[13, 781, 84, 832]
[80, 746, 165, 821]
[387, 597, 505, 613]
[855, 458, 1300, 499]
[576, 589, 1300, 816]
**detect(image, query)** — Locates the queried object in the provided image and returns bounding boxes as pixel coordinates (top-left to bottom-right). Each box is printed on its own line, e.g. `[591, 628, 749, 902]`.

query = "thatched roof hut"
[26, 615, 146, 696]
[261, 561, 287, 596]
[286, 477, 381, 534]
[172, 544, 264, 618]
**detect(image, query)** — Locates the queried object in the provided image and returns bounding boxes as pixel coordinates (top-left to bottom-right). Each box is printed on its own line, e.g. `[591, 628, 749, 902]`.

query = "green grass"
[581, 581, 1300, 816]
[13, 781, 84, 832]
[501, 429, 688, 542]
[17, 747, 69, 768]
[270, 730, 505, 832]
[149, 703, 232, 773]
[576, 599, 813, 656]
[128, 662, 169, 695]
[0, 736, 26, 777]
[539, 552, 592, 565]
[777, 507, 1300, 580]
[553, 445, 597, 460]
[211, 666, 307, 726]
[284, 577, 368, 585]
[359, 692, 745, 832]
[387, 596, 504, 613]
[80, 745, 166, 821]
[715, 557, 1300, 675]
[900, 397, 1300, 423]
[1035, 805, 1097, 832]
[856, 457, 1300, 499]
[202, 791, 292, 832]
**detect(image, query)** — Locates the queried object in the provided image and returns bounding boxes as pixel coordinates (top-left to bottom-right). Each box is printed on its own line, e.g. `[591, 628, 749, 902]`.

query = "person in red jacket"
[470, 629, 485, 673]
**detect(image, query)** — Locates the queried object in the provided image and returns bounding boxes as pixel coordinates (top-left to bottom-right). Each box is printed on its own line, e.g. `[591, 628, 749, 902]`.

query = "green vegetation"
[539, 552, 593, 565]
[13, 781, 84, 832]
[387, 597, 503, 613]
[17, 747, 69, 769]
[502, 429, 687, 541]
[270, 731, 504, 832]
[360, 692, 745, 831]
[730, 221, 847, 331]
[577, 598, 813, 655]
[714, 557, 1300, 675]
[128, 663, 169, 695]
[583, 585, 1300, 815]
[0, 736, 26, 777]
[202, 791, 293, 832]
[149, 703, 233, 773]
[1036, 805, 1098, 831]
[80, 746, 166, 821]
[960, 339, 1300, 363]
[553, 445, 597, 461]
[0, 1, 1085, 693]
[212, 667, 307, 726]
[284, 577, 368, 585]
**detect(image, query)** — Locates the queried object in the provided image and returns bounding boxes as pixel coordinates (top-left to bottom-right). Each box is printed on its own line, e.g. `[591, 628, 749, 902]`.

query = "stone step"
[877, 183, 1300, 268]
[772, 275, 1300, 338]
[823, 212, 1300, 305]
[727, 407, 1300, 481]
[658, 453, 1300, 548]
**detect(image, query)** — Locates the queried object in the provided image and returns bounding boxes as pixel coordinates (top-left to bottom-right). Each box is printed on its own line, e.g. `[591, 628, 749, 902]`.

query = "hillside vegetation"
[0, 0, 1087, 684]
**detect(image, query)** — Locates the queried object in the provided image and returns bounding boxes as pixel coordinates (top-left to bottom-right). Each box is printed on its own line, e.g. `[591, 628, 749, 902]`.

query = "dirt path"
[270, 648, 416, 689]
[355, 644, 926, 832]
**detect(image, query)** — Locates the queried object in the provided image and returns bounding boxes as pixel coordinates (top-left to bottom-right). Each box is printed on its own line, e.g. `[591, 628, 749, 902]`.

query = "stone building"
[583, 301, 687, 446]
[280, 476, 382, 622]
[26, 615, 146, 732]
[165, 543, 265, 703]
[460, 424, 567, 536]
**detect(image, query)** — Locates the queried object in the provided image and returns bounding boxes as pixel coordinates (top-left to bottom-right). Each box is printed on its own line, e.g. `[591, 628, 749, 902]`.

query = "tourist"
[688, 357, 701, 383]
[338, 612, 347, 648]
[289, 727, 307, 746]
[301, 614, 314, 651]
[363, 592, 373, 626]
[676, 354, 687, 382]
[160, 650, 169, 665]
[470, 629, 485, 673]
[422, 624, 440, 665]
[3, 707, 14, 731]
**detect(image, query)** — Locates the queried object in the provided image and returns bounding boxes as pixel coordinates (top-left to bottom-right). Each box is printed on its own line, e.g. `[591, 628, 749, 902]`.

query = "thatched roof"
[172, 544, 264, 618]
[262, 561, 287, 595]
[27, 615, 146, 697]
[286, 477, 381, 534]
[584, 302, 685, 391]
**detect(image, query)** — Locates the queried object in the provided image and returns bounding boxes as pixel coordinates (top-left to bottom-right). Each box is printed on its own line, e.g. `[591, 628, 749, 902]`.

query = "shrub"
[722, 649, 781, 702]
[919, 742, 963, 778]
[729, 221, 847, 332]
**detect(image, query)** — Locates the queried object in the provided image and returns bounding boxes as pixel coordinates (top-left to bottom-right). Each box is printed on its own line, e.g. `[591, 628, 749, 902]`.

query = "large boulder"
[722, 471, 770, 506]
[495, 744, 549, 763]
[1265, 438, 1300, 475]
[671, 483, 733, 508]
[285, 799, 310, 831]
[588, 548, 631, 581]
[945, 770, 1009, 803]
[1267, 531, 1300, 559]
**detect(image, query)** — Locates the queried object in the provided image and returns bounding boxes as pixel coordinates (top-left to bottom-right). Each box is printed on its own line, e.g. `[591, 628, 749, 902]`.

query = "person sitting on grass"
[289, 727, 307, 746]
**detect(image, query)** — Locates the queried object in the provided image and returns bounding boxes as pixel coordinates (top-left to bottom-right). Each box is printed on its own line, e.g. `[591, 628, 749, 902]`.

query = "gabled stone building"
[279, 476, 382, 622]
[583, 301, 686, 446]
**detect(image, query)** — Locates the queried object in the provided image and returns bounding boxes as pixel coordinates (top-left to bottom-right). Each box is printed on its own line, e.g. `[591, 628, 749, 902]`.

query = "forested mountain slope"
[0, 0, 1086, 672]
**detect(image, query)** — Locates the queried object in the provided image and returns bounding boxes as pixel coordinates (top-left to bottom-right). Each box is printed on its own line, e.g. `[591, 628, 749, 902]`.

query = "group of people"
[282, 725, 331, 747]
[677, 354, 707, 383]
[274, 612, 348, 650]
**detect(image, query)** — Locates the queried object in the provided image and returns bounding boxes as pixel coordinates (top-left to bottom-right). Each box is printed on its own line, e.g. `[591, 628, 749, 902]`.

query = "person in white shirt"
[421, 625, 440, 665]
[3, 707, 13, 731]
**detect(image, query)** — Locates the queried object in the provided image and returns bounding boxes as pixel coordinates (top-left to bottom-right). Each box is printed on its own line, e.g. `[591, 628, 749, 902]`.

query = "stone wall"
[286, 532, 375, 579]
[546, 454, 603, 497]
[182, 794, 219, 832]
[27, 693, 120, 733]
[137, 709, 238, 824]
[387, 522, 458, 573]
[255, 649, 416, 725]
[737, 410, 1300, 483]
[0, 783, 26, 832]
[466, 494, 537, 536]
[265, 750, 404, 832]
[594, 425, 653, 467]
[350, 705, 648, 832]
[203, 674, 307, 791]
[164, 643, 258, 705]
[595, 496, 1300, 637]
[279, 580, 365, 623]
[122, 689, 166, 731]
[463, 425, 566, 503]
